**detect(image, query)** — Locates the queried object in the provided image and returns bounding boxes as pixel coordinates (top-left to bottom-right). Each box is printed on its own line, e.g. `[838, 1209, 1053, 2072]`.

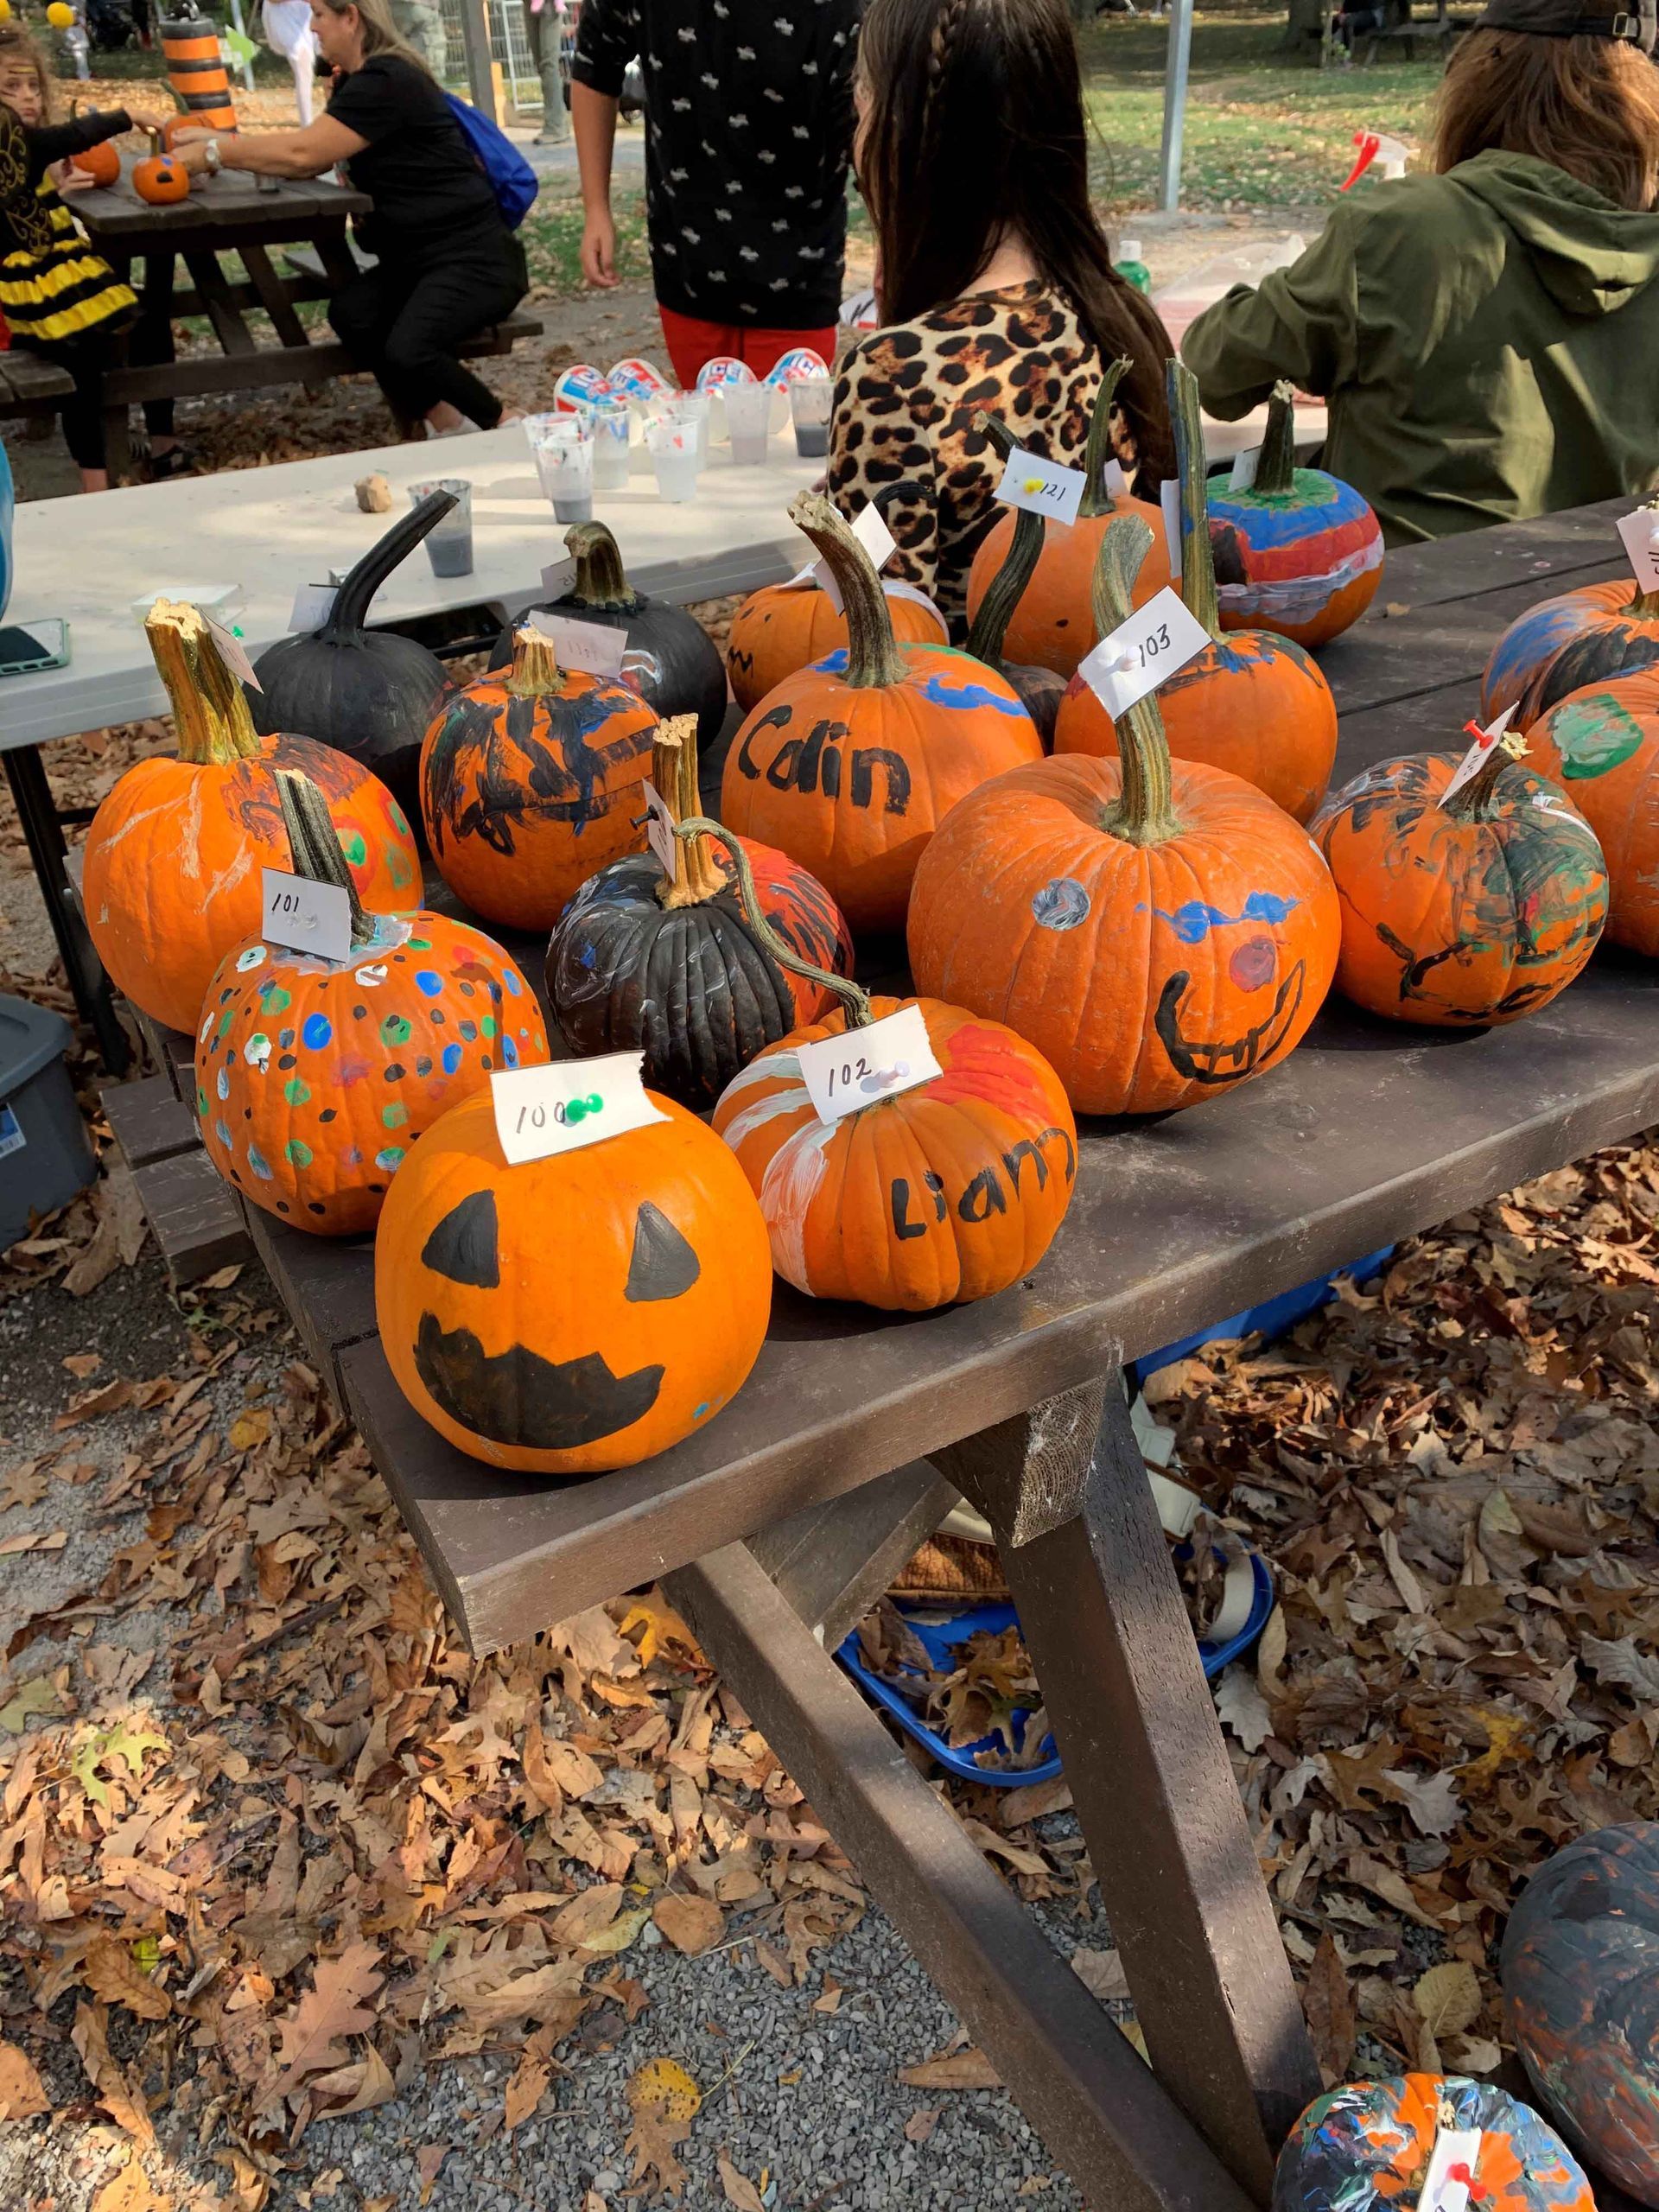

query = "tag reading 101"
[260, 867, 353, 964]
[796, 1002, 944, 1126]
[492, 1052, 668, 1165]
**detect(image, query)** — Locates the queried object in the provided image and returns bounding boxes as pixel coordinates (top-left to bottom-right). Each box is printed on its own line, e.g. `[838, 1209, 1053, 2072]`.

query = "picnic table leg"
[935, 1377, 1319, 2202]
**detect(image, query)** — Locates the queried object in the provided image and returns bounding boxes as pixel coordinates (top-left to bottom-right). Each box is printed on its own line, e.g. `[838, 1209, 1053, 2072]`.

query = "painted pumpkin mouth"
[414, 1314, 664, 1450]
[1154, 961, 1306, 1084]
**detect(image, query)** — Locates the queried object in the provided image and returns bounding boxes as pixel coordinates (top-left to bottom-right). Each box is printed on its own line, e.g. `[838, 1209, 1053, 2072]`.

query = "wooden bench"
[1355, 0, 1471, 60]
[0, 350, 74, 422]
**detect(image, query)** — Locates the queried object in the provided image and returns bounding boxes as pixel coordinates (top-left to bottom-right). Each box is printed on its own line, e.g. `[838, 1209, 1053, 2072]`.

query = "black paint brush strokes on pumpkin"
[414, 1313, 664, 1450]
[423, 688, 655, 861]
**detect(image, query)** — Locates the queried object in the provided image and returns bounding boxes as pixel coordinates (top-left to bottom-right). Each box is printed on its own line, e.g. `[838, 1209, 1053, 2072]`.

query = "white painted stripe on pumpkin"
[721, 1086, 811, 1149]
[760, 1119, 836, 1292]
[1215, 536, 1384, 625]
[720, 1050, 804, 1103]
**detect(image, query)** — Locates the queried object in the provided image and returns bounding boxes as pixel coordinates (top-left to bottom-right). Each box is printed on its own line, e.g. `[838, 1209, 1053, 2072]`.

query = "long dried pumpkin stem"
[1093, 517, 1183, 847]
[145, 598, 262, 766]
[274, 769, 372, 950]
[1078, 357, 1133, 521]
[966, 411, 1043, 670]
[652, 716, 723, 908]
[673, 815, 874, 1029]
[1169, 359, 1221, 641]
[785, 492, 906, 690]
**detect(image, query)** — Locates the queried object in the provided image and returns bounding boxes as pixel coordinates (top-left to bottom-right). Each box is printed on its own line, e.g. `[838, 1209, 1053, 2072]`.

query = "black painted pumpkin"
[250, 492, 458, 823]
[546, 715, 854, 1107]
[1502, 1822, 1659, 2205]
[963, 411, 1067, 749]
[499, 518, 728, 748]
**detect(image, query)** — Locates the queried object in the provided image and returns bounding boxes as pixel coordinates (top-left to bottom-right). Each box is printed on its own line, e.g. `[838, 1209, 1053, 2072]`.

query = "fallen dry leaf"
[262, 1941, 383, 2111]
[652, 1891, 724, 1956]
[716, 2151, 766, 2210]
[1070, 1948, 1129, 2004]
[0, 2038, 48, 2119]
[83, 1934, 172, 2022]
[903, 2107, 940, 2144]
[626, 2055, 702, 2121]
[1302, 1933, 1357, 2086]
[1414, 1961, 1481, 2040]
[898, 2047, 1001, 2090]
[503, 2048, 552, 2132]
[89, 2152, 166, 2212]
[73, 2003, 154, 2146]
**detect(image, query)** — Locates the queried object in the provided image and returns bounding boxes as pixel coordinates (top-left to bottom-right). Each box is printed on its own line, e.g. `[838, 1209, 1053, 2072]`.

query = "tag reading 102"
[796, 1002, 944, 1126]
[492, 1052, 668, 1166]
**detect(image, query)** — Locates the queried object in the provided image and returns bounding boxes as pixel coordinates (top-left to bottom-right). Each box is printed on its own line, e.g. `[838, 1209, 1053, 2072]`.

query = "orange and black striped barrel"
[159, 6, 238, 132]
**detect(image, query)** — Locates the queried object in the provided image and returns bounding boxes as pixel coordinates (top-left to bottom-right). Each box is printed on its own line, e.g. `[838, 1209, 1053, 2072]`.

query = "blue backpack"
[447, 94, 539, 230]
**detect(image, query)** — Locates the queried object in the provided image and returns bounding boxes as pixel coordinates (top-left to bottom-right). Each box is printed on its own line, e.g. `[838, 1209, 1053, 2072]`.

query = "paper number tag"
[288, 583, 339, 633]
[492, 1052, 669, 1166]
[1229, 445, 1262, 492]
[1078, 585, 1211, 720]
[796, 1002, 944, 1125]
[1103, 457, 1128, 498]
[995, 448, 1086, 529]
[642, 781, 677, 876]
[1419, 2128, 1484, 2212]
[1160, 478, 1184, 580]
[528, 610, 629, 679]
[810, 501, 896, 613]
[1440, 704, 1516, 809]
[207, 612, 262, 692]
[1617, 507, 1659, 594]
[261, 867, 353, 964]
[540, 556, 578, 599]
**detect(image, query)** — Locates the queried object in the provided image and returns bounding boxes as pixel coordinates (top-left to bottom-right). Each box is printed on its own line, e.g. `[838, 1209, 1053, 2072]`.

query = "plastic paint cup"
[526, 415, 594, 523]
[721, 380, 773, 466]
[581, 397, 632, 491]
[655, 390, 709, 468]
[409, 478, 473, 578]
[790, 375, 833, 460]
[645, 416, 700, 503]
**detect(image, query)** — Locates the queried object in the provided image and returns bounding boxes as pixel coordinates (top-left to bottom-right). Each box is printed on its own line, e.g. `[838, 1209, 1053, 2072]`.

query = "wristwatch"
[201, 137, 221, 175]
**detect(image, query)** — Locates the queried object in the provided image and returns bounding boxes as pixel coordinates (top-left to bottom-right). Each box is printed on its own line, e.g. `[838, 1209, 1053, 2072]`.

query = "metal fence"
[436, 0, 545, 115]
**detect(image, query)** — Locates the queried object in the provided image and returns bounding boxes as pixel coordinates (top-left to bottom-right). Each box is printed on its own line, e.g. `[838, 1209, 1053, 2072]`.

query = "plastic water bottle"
[1115, 238, 1152, 296]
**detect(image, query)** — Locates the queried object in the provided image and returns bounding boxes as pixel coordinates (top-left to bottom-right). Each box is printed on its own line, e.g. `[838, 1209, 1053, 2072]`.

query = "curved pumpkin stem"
[652, 716, 723, 909]
[1252, 382, 1298, 500]
[1169, 360, 1221, 641]
[1441, 730, 1529, 823]
[965, 410, 1044, 672]
[673, 814, 874, 1032]
[1092, 518, 1183, 848]
[145, 598, 262, 766]
[785, 492, 906, 690]
[564, 519, 641, 613]
[1078, 357, 1134, 522]
[324, 490, 456, 641]
[505, 623, 564, 697]
[275, 769, 373, 950]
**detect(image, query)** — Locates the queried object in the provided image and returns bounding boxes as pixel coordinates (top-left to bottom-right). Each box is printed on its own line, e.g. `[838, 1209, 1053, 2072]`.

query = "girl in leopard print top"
[831, 0, 1174, 634]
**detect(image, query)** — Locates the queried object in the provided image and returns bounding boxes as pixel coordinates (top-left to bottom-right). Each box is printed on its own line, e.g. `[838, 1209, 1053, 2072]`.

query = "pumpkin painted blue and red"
[1206, 385, 1383, 649]
[1481, 577, 1659, 730]
[1274, 2073, 1593, 2212]
[1502, 1821, 1659, 2206]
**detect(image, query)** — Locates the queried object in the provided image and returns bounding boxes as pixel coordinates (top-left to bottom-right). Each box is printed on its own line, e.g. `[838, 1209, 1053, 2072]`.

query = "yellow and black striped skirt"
[0, 203, 136, 346]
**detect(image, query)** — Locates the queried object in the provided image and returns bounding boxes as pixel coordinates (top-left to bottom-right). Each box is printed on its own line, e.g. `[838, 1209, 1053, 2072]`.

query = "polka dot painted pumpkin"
[721, 493, 1041, 935]
[420, 623, 659, 933]
[1308, 737, 1607, 1027]
[1502, 1822, 1659, 2206]
[84, 599, 419, 1038]
[1272, 2073, 1593, 2212]
[195, 773, 548, 1235]
[1053, 365, 1337, 825]
[374, 1086, 772, 1476]
[1527, 669, 1659, 956]
[907, 518, 1338, 1118]
[1205, 382, 1383, 649]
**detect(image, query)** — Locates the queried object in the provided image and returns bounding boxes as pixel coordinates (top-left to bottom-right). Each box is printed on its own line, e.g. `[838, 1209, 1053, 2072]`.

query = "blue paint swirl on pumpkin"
[1141, 892, 1300, 943]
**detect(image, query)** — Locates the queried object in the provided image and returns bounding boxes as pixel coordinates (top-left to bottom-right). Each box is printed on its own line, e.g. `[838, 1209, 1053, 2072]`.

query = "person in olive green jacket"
[1183, 0, 1659, 544]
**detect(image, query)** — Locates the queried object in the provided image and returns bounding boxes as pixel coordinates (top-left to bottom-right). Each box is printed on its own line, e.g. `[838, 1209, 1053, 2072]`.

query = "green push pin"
[564, 1093, 605, 1125]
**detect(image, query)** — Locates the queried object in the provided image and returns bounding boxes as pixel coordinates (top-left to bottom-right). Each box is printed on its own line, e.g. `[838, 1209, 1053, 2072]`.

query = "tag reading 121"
[995, 447, 1086, 530]
[1617, 506, 1659, 594]
[796, 1002, 944, 1126]
[1077, 585, 1211, 721]
[492, 1052, 669, 1167]
[528, 609, 629, 679]
[261, 867, 353, 964]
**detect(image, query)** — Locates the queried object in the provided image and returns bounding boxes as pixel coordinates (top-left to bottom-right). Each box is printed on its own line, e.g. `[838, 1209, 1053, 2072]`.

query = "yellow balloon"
[0, 3, 13, 25]
[46, 3, 76, 25]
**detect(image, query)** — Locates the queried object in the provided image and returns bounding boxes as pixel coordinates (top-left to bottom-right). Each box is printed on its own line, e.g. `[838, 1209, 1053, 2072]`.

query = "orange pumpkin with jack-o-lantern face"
[374, 1087, 772, 1475]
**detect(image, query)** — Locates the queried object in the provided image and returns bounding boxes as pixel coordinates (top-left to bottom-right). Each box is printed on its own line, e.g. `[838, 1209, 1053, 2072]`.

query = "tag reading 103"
[796, 1002, 944, 1126]
[492, 1052, 668, 1166]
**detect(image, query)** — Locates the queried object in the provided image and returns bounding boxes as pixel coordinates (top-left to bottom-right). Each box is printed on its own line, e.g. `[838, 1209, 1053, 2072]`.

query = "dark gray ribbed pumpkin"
[499, 519, 728, 747]
[250, 492, 457, 822]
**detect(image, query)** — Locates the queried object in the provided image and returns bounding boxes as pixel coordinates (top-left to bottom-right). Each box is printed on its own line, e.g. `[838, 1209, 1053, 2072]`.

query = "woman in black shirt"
[173, 0, 526, 433]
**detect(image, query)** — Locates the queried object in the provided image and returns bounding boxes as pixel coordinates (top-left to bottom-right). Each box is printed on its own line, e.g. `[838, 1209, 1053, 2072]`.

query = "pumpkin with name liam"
[1272, 2073, 1593, 2212]
[84, 599, 420, 1037]
[195, 772, 547, 1235]
[1527, 668, 1659, 955]
[375, 1084, 772, 1475]
[910, 518, 1338, 1117]
[702, 830, 1076, 1310]
[721, 493, 1041, 935]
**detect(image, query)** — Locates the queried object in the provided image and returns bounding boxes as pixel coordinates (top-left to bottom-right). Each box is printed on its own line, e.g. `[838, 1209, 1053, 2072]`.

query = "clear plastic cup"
[721, 380, 774, 466]
[790, 376, 833, 460]
[645, 415, 701, 502]
[581, 397, 632, 491]
[409, 479, 473, 578]
[656, 390, 709, 469]
[528, 416, 594, 524]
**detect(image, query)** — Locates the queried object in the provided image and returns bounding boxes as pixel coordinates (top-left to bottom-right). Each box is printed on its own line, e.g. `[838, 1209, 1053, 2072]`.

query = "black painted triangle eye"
[421, 1190, 499, 1287]
[625, 1201, 702, 1302]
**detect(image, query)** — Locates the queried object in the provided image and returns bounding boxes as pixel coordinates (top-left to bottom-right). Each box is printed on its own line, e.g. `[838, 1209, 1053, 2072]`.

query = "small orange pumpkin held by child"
[67, 102, 120, 187]
[133, 128, 189, 206]
[1053, 361, 1338, 825]
[195, 770, 549, 1236]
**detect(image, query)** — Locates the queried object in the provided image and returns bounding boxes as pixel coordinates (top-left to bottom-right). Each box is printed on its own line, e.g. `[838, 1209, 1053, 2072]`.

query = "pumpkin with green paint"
[195, 772, 548, 1236]
[1528, 669, 1659, 955]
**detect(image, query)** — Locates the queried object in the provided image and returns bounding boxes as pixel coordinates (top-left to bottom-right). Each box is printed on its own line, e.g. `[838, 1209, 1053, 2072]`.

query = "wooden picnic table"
[105, 497, 1659, 2211]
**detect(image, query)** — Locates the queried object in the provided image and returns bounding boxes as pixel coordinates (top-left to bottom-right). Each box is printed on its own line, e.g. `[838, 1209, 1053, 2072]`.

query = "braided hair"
[855, 0, 1173, 486]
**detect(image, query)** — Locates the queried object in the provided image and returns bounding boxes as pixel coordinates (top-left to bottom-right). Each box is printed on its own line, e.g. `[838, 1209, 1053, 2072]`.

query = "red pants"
[658, 306, 837, 391]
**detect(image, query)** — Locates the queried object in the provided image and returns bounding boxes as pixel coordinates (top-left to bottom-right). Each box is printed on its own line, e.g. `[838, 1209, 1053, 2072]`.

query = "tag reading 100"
[491, 1052, 668, 1165]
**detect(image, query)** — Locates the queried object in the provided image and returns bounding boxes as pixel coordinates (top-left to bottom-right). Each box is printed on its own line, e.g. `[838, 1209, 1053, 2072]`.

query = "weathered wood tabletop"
[199, 496, 1659, 2212]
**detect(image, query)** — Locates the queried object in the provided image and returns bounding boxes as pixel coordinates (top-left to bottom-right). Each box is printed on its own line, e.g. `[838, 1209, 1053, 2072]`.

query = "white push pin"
[859, 1061, 911, 1095]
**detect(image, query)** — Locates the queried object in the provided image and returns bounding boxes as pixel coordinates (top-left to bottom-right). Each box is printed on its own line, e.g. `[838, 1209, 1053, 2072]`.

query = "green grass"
[519, 196, 652, 301]
[1078, 0, 1441, 210]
